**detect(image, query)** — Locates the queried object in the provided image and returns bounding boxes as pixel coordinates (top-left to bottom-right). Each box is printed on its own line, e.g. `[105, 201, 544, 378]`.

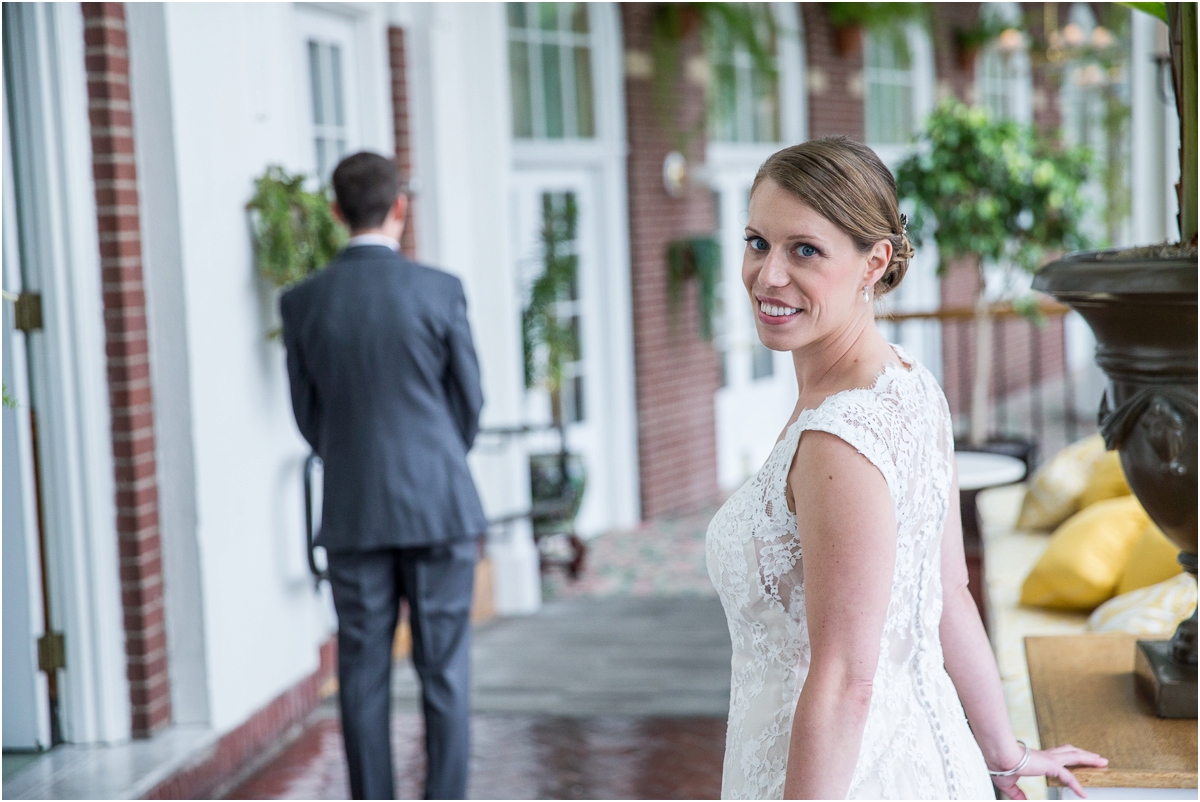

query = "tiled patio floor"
[226, 507, 730, 800]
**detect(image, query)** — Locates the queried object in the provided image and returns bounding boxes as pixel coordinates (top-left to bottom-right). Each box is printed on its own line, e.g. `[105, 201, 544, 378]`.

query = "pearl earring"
[863, 286, 871, 304]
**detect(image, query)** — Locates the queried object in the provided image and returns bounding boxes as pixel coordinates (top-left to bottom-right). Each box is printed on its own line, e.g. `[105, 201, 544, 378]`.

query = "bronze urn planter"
[1033, 247, 1198, 718]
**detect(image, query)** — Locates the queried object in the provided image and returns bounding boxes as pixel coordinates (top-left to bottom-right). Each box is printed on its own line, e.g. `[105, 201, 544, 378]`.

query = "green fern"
[246, 165, 347, 289]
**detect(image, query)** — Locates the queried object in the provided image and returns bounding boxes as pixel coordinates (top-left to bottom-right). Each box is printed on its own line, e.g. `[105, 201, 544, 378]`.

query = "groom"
[280, 151, 487, 800]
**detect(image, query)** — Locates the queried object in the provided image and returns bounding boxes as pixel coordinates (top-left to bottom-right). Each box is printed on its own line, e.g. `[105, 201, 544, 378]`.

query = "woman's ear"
[864, 239, 893, 287]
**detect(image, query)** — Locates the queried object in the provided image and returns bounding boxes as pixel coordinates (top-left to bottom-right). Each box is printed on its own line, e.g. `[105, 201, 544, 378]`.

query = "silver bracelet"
[988, 741, 1031, 777]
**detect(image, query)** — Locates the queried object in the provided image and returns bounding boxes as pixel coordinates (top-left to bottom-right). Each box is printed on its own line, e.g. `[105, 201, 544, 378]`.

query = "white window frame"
[974, 2, 1033, 124]
[863, 22, 935, 166]
[294, 6, 364, 185]
[506, 2, 598, 141]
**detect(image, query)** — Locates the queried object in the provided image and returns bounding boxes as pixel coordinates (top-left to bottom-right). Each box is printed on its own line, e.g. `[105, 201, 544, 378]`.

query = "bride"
[705, 137, 1107, 800]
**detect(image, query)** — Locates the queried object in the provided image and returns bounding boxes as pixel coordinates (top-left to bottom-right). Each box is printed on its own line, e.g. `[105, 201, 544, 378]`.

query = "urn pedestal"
[1034, 249, 1197, 718]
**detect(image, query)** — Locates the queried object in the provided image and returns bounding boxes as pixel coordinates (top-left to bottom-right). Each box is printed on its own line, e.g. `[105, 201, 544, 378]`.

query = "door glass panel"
[541, 44, 564, 138]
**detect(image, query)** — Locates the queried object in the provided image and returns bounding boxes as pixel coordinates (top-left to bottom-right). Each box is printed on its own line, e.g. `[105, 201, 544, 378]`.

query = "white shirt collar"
[347, 233, 401, 252]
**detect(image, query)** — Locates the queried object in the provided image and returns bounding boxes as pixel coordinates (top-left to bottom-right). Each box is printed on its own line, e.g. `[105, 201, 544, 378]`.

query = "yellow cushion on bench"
[1079, 449, 1131, 509]
[1088, 573, 1196, 637]
[1020, 495, 1149, 611]
[1116, 521, 1184, 596]
[1016, 434, 1107, 531]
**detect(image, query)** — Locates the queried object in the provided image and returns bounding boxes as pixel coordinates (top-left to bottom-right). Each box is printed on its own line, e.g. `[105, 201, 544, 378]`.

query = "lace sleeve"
[796, 393, 900, 509]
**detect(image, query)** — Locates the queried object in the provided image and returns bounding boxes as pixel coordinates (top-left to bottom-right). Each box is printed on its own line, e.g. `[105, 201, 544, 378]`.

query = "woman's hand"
[990, 744, 1108, 800]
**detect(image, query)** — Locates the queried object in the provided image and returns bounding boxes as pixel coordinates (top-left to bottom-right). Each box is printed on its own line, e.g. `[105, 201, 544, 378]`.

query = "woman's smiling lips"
[756, 296, 803, 325]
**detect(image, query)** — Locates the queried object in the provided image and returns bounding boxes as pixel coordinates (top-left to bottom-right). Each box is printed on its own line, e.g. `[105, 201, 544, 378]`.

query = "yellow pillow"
[1088, 573, 1196, 636]
[1079, 450, 1131, 509]
[1016, 434, 1107, 530]
[1021, 495, 1149, 611]
[1116, 521, 1184, 596]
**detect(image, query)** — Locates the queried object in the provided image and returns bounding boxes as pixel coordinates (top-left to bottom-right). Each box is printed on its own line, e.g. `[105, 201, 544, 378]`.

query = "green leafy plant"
[2, 383, 15, 409]
[896, 100, 1092, 444]
[650, 3, 778, 151]
[666, 236, 721, 341]
[826, 2, 930, 31]
[246, 165, 347, 290]
[522, 194, 579, 426]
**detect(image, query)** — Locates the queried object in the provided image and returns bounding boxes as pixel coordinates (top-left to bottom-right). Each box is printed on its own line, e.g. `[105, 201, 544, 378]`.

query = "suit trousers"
[327, 540, 476, 800]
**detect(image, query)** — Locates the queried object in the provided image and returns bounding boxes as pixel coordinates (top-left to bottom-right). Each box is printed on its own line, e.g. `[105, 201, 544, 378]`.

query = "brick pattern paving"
[542, 505, 720, 601]
[81, 1, 170, 737]
[146, 640, 336, 800]
[228, 507, 728, 799]
[228, 711, 725, 800]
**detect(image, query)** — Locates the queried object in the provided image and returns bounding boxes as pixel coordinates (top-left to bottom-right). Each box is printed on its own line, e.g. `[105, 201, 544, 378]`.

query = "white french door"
[510, 169, 633, 537]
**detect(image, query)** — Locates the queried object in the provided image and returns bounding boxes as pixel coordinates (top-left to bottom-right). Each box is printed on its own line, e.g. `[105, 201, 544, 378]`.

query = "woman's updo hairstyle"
[750, 136, 914, 297]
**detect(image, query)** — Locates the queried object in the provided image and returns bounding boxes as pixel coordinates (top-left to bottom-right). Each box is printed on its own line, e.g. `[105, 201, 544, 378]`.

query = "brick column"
[622, 5, 721, 519]
[81, 1, 171, 737]
[387, 26, 418, 260]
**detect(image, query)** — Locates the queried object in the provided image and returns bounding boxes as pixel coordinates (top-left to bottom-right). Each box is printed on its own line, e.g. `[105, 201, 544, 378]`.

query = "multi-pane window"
[508, 3, 596, 140]
[864, 31, 915, 145]
[307, 40, 347, 182]
[707, 6, 780, 143]
[975, 3, 1031, 123]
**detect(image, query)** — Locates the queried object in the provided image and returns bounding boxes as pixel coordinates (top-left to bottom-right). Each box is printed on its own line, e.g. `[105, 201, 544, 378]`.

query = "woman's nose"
[758, 250, 789, 288]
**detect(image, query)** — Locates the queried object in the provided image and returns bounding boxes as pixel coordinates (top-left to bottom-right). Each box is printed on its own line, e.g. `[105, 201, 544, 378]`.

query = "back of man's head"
[331, 152, 401, 231]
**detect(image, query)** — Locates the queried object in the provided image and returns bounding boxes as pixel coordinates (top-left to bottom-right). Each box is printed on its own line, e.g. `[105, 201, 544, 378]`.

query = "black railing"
[880, 302, 1087, 466]
[303, 423, 577, 586]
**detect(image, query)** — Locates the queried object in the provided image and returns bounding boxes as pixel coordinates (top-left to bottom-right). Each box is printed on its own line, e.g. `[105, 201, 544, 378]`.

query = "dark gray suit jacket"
[280, 244, 488, 552]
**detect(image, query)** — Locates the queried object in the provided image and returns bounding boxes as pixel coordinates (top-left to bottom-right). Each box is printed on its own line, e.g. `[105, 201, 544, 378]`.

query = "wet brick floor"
[227, 509, 729, 800]
[228, 708, 724, 800]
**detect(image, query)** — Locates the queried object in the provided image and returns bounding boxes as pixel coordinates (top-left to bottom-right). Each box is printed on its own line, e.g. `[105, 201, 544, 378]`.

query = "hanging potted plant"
[826, 3, 930, 59]
[896, 100, 1093, 452]
[522, 194, 587, 577]
[1032, 2, 1196, 718]
[246, 165, 346, 337]
[666, 235, 722, 341]
[953, 15, 1013, 71]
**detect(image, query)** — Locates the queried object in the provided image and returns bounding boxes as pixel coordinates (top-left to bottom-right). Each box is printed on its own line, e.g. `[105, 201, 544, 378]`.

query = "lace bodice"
[705, 345, 993, 800]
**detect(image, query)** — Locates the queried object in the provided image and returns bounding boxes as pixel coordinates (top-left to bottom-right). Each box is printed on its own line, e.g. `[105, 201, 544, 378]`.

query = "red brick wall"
[81, 1, 170, 737]
[622, 5, 721, 518]
[387, 26, 418, 260]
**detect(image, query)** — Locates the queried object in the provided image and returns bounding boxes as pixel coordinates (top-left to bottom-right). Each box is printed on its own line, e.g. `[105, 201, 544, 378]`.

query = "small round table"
[954, 451, 1028, 628]
[956, 451, 1028, 492]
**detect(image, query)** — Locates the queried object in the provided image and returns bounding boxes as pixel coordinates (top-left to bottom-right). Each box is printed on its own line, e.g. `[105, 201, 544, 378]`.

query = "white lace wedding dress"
[705, 345, 995, 800]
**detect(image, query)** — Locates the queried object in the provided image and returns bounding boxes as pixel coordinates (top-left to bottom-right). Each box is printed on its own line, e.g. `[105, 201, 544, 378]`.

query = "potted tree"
[522, 194, 587, 578]
[896, 101, 1092, 451]
[1032, 2, 1196, 718]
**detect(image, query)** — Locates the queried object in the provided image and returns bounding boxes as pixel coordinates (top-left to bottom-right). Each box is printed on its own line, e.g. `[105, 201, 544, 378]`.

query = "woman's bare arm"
[783, 430, 897, 800]
[939, 466, 1107, 799]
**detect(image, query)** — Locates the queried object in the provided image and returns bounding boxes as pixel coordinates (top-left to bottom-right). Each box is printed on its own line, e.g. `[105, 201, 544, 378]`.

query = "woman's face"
[742, 178, 889, 353]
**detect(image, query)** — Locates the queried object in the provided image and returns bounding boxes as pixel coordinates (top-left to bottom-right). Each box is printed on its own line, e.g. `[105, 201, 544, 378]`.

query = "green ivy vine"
[666, 235, 721, 341]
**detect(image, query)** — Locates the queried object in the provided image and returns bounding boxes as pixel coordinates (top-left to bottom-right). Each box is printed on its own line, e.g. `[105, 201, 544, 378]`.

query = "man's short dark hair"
[331, 152, 402, 230]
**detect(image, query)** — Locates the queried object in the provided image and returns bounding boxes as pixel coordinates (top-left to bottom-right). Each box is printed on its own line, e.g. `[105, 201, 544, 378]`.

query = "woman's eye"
[797, 244, 818, 258]
[746, 237, 768, 252]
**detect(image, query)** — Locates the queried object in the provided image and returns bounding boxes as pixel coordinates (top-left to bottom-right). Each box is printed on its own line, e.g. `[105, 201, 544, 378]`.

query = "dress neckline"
[777, 343, 915, 445]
